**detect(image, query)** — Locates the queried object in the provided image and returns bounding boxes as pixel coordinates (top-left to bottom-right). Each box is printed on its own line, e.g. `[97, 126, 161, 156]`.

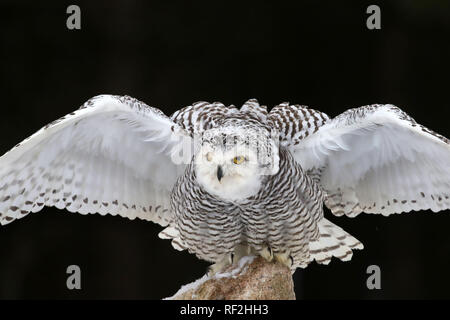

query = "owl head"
[194, 125, 280, 201]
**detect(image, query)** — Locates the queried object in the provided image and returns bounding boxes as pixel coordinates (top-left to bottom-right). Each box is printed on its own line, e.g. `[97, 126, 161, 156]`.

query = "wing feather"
[0, 95, 190, 226]
[289, 104, 450, 216]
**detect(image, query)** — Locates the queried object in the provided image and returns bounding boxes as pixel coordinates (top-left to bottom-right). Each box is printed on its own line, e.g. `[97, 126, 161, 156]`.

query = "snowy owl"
[0, 95, 449, 272]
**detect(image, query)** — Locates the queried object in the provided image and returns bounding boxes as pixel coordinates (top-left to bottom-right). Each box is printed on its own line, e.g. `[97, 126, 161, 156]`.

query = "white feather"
[291, 104, 450, 216]
[0, 95, 190, 226]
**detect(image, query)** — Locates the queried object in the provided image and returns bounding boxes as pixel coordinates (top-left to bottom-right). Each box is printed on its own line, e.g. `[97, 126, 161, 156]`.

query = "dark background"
[0, 0, 449, 299]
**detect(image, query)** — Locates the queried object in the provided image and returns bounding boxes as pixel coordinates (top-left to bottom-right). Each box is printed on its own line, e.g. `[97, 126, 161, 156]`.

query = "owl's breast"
[168, 148, 323, 263]
[170, 164, 244, 262]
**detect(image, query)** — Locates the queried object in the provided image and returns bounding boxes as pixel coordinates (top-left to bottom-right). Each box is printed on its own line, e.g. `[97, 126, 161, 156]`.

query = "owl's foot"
[207, 253, 234, 276]
[259, 245, 274, 262]
[233, 243, 252, 261]
[207, 245, 254, 276]
[274, 251, 294, 268]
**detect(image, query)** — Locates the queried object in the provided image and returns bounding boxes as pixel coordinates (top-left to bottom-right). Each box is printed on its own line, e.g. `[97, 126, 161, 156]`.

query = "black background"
[0, 0, 449, 299]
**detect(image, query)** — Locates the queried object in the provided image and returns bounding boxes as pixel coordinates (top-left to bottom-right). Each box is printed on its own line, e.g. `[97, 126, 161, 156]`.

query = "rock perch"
[166, 256, 296, 300]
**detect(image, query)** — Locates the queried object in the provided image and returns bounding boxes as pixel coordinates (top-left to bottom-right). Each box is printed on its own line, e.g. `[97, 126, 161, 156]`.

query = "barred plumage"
[0, 95, 449, 272]
[171, 146, 328, 269]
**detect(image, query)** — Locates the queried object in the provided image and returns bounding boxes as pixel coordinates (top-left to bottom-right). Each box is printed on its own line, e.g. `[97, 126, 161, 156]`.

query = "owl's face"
[195, 142, 263, 201]
[194, 128, 279, 201]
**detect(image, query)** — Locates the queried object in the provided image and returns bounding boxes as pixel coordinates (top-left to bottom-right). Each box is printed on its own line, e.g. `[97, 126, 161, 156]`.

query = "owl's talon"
[207, 252, 234, 276]
[207, 262, 222, 276]
[259, 246, 274, 262]
[274, 251, 293, 268]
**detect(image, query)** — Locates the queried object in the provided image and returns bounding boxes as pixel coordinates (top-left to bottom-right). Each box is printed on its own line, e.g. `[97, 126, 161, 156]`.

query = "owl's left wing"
[288, 104, 450, 216]
[0, 95, 191, 226]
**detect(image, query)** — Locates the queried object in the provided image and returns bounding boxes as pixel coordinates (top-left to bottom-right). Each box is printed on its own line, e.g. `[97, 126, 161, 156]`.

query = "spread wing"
[288, 104, 450, 216]
[0, 95, 191, 226]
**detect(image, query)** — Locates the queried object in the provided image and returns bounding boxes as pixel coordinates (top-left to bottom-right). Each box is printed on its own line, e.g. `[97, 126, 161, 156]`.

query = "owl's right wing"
[0, 95, 191, 226]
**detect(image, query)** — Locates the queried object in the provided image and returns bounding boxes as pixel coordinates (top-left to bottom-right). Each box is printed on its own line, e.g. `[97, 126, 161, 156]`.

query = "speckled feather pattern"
[1, 95, 449, 270]
[171, 147, 326, 268]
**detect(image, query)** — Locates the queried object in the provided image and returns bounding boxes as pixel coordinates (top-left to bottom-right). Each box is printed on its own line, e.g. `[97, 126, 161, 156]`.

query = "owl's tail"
[308, 218, 364, 265]
[159, 224, 187, 251]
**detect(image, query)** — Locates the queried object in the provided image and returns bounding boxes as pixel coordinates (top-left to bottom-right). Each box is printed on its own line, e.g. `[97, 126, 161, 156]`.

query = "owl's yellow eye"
[233, 156, 245, 165]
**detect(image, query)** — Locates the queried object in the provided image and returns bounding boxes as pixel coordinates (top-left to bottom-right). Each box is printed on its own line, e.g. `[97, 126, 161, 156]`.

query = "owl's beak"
[217, 165, 224, 182]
